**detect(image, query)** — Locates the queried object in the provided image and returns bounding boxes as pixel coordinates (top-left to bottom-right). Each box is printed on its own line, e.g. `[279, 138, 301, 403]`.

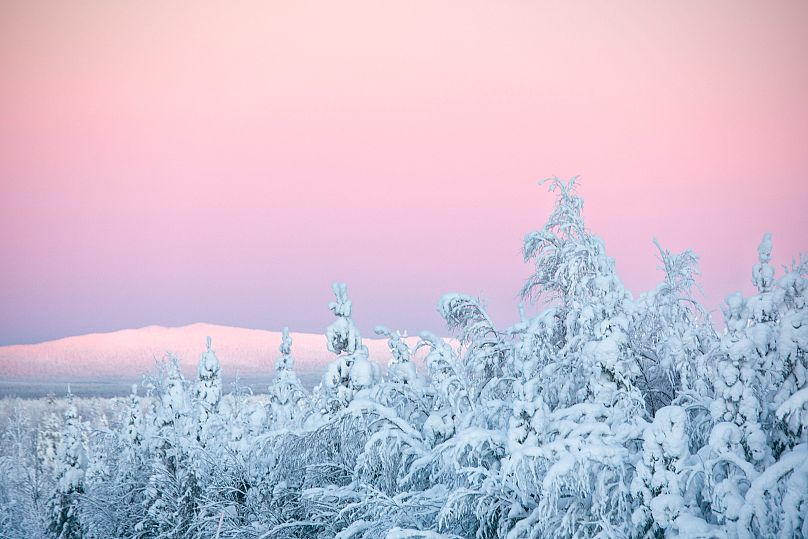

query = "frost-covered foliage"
[268, 327, 307, 429]
[1, 178, 806, 538]
[313, 283, 380, 419]
[195, 336, 222, 443]
[48, 391, 87, 539]
[375, 325, 419, 387]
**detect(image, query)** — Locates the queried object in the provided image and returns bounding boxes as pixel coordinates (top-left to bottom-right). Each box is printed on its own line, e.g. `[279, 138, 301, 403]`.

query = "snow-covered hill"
[0, 323, 413, 381]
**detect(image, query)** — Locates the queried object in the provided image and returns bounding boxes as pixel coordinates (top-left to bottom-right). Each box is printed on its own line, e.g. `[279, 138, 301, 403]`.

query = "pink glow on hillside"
[1, 1, 806, 344]
[0, 324, 412, 380]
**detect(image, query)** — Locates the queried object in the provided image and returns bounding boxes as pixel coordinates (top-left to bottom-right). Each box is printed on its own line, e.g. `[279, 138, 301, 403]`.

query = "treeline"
[1, 178, 806, 538]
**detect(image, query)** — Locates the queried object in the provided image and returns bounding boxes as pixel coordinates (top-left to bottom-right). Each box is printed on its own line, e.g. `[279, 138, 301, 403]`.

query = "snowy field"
[1, 180, 806, 538]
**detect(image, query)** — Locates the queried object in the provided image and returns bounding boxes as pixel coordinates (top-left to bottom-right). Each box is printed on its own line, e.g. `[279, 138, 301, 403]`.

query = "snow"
[1, 178, 806, 539]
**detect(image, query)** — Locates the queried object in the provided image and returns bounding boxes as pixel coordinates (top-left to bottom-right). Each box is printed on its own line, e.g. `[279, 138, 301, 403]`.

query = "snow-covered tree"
[124, 384, 145, 449]
[326, 282, 360, 356]
[770, 251, 808, 454]
[375, 325, 418, 386]
[709, 293, 770, 469]
[194, 336, 222, 443]
[48, 391, 87, 539]
[315, 283, 379, 416]
[372, 325, 428, 429]
[520, 177, 643, 415]
[37, 393, 62, 482]
[732, 243, 808, 538]
[267, 327, 307, 430]
[631, 240, 714, 414]
[503, 178, 647, 538]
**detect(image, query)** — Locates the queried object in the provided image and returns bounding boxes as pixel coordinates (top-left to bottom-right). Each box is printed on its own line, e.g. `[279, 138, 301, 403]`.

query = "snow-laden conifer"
[267, 327, 307, 429]
[315, 283, 379, 416]
[48, 391, 87, 539]
[194, 336, 222, 444]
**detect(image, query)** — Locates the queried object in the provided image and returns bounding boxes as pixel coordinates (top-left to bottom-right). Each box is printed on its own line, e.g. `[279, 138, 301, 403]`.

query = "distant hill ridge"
[0, 323, 420, 380]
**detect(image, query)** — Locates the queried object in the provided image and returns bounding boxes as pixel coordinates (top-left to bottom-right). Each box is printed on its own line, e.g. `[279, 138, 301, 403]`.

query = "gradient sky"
[1, 1, 806, 346]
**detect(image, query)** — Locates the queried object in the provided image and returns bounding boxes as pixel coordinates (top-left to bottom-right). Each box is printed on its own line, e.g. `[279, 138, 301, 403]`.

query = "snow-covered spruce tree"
[37, 393, 62, 483]
[748, 234, 782, 405]
[267, 327, 307, 430]
[732, 244, 808, 538]
[738, 236, 808, 456]
[327, 282, 360, 356]
[710, 234, 803, 463]
[772, 252, 808, 452]
[124, 383, 145, 449]
[194, 336, 222, 444]
[503, 177, 647, 538]
[138, 354, 200, 538]
[5, 394, 63, 537]
[709, 292, 770, 469]
[314, 283, 379, 417]
[277, 326, 294, 370]
[48, 391, 87, 539]
[718, 234, 781, 467]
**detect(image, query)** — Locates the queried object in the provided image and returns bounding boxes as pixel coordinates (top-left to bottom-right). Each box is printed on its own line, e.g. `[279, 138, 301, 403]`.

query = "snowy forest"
[1, 178, 806, 539]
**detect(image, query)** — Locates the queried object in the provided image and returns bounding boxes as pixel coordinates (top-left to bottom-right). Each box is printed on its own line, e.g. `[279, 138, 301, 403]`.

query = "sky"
[1, 0, 806, 346]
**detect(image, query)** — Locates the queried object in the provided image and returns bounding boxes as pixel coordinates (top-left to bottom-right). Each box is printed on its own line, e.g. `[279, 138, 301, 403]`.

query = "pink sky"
[1, 0, 806, 345]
